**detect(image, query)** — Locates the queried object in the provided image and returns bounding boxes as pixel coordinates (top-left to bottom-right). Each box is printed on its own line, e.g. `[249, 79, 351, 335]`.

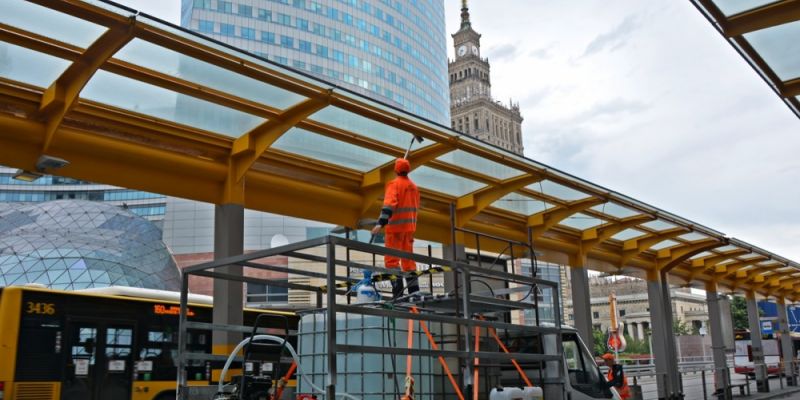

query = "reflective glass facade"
[0, 200, 180, 290]
[521, 260, 564, 325]
[181, 0, 450, 125]
[0, 167, 167, 223]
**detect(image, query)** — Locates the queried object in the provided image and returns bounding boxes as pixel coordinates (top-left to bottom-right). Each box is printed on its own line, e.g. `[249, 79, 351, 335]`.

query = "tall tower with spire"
[449, 1, 524, 155]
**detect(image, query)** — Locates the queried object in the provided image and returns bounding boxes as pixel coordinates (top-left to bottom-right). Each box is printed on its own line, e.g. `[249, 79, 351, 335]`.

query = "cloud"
[529, 44, 555, 59]
[582, 15, 640, 57]
[519, 86, 554, 109]
[487, 43, 518, 62]
[580, 97, 650, 119]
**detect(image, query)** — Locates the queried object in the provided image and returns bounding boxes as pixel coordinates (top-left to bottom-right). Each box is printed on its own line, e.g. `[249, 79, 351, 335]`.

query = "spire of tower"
[460, 0, 471, 30]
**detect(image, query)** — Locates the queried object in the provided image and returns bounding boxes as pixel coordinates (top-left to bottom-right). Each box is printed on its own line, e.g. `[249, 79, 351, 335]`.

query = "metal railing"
[176, 235, 569, 400]
[600, 358, 800, 400]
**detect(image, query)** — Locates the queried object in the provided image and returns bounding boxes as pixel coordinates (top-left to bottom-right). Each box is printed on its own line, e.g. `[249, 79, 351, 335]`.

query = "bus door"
[62, 320, 136, 400]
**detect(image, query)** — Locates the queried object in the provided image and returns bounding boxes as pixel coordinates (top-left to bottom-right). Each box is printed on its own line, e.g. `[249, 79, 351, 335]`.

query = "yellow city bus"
[0, 285, 297, 400]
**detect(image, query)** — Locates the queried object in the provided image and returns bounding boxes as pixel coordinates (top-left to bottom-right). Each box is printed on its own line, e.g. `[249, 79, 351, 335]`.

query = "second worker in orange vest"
[371, 158, 421, 299]
[602, 353, 631, 399]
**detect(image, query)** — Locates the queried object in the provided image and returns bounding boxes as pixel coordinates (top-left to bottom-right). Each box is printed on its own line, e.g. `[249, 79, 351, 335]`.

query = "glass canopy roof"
[693, 0, 800, 119]
[1, 0, 798, 299]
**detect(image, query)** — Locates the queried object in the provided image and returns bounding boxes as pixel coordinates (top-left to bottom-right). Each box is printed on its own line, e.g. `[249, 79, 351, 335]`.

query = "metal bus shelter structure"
[691, 0, 800, 119]
[1, 0, 800, 398]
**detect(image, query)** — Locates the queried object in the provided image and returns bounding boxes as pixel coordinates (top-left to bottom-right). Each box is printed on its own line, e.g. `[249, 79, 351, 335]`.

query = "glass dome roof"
[0, 200, 180, 290]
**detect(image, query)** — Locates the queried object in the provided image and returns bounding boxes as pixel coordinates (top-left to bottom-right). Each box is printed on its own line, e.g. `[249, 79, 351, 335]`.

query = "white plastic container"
[355, 282, 379, 303]
[523, 386, 543, 399]
[354, 270, 380, 303]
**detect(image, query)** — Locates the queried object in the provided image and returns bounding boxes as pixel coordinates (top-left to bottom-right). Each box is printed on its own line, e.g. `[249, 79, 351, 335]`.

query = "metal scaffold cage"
[176, 221, 590, 400]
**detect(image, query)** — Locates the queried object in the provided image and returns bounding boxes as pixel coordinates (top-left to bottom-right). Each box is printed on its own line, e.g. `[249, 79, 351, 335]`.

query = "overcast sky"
[119, 1, 800, 261]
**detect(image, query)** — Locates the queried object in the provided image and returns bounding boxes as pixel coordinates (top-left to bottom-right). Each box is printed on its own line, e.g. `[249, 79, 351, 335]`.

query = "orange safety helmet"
[601, 353, 615, 362]
[394, 158, 411, 174]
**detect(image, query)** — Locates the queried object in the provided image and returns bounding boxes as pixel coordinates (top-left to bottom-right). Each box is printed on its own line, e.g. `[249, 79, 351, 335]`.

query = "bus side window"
[138, 329, 177, 381]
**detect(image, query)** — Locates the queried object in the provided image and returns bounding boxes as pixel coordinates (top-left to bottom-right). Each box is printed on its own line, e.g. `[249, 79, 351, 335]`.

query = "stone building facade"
[563, 276, 709, 340]
[448, 1, 524, 155]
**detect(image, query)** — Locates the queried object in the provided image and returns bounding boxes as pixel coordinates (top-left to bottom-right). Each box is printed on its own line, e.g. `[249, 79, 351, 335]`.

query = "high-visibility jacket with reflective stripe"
[382, 176, 419, 233]
[607, 367, 630, 399]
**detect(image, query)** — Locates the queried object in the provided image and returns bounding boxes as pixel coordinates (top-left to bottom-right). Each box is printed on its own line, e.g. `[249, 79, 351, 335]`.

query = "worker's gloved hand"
[371, 225, 382, 235]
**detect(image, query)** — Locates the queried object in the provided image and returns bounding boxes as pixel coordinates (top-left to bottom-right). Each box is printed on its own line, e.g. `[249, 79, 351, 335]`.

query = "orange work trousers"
[384, 231, 416, 272]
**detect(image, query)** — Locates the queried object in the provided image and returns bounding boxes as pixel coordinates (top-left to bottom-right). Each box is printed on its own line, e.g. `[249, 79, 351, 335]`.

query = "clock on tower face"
[471, 45, 478, 56]
[457, 45, 467, 57]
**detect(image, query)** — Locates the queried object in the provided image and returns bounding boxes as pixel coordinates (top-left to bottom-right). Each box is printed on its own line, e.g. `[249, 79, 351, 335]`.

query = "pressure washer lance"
[403, 135, 424, 159]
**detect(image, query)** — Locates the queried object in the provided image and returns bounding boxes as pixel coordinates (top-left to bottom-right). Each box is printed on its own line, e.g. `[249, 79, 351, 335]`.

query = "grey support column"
[746, 291, 769, 392]
[442, 243, 465, 293]
[660, 272, 682, 395]
[569, 265, 594, 354]
[647, 270, 680, 400]
[778, 297, 796, 386]
[706, 282, 732, 398]
[212, 204, 245, 356]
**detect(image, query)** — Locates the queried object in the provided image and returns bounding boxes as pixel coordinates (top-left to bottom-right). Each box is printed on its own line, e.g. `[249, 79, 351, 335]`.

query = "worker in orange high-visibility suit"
[602, 353, 630, 399]
[371, 158, 420, 299]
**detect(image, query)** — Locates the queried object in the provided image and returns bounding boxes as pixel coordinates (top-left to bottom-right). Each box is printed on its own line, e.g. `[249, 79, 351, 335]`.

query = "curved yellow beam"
[528, 197, 605, 240]
[40, 18, 135, 153]
[619, 227, 689, 267]
[231, 91, 332, 182]
[658, 238, 725, 273]
[455, 173, 544, 227]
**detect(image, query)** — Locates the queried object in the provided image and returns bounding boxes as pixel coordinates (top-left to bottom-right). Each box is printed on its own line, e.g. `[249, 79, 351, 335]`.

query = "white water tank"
[296, 311, 447, 399]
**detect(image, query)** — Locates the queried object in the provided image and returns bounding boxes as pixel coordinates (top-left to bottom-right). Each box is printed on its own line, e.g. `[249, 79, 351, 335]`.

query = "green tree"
[623, 334, 651, 354]
[592, 328, 606, 356]
[731, 296, 750, 330]
[673, 318, 691, 335]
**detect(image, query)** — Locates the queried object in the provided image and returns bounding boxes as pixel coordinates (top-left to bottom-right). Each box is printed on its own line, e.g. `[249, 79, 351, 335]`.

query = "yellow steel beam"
[580, 214, 654, 254]
[359, 142, 454, 215]
[528, 197, 606, 240]
[783, 78, 800, 98]
[686, 248, 751, 280]
[619, 227, 690, 267]
[739, 263, 786, 285]
[718, 258, 772, 281]
[751, 273, 790, 294]
[6, 0, 794, 292]
[455, 173, 544, 227]
[723, 0, 800, 37]
[0, 22, 286, 125]
[691, 249, 750, 269]
[231, 92, 332, 182]
[777, 281, 800, 297]
[658, 238, 725, 273]
[39, 19, 135, 152]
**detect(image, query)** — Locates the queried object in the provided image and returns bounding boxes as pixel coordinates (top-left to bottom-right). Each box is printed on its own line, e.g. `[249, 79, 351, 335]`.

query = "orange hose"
[473, 326, 480, 400]
[411, 307, 466, 400]
[272, 361, 297, 400]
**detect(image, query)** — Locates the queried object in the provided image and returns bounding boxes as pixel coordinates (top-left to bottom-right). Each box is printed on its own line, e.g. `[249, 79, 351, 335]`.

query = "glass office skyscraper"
[0, 167, 167, 226]
[181, 0, 450, 125]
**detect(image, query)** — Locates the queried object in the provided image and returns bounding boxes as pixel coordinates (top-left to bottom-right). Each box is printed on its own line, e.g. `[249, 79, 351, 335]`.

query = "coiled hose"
[217, 334, 361, 400]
